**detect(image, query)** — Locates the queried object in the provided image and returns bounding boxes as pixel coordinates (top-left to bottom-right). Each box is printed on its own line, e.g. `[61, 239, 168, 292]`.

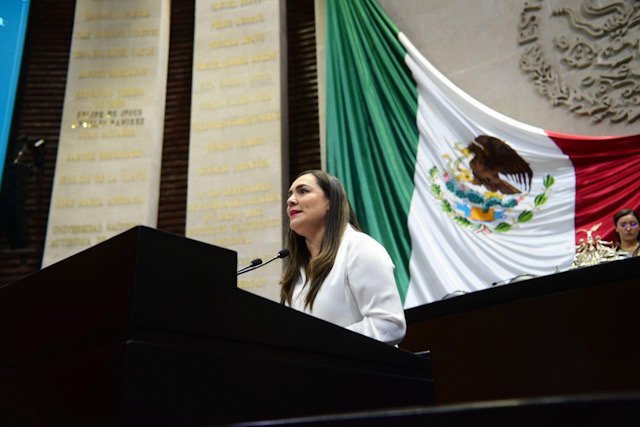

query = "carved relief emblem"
[518, 0, 640, 123]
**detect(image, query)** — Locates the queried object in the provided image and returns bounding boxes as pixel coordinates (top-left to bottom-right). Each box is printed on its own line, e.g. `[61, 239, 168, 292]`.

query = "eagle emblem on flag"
[467, 135, 532, 195]
[428, 135, 555, 234]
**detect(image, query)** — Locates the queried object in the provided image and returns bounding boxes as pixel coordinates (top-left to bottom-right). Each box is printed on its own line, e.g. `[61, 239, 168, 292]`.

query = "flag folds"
[326, 0, 640, 307]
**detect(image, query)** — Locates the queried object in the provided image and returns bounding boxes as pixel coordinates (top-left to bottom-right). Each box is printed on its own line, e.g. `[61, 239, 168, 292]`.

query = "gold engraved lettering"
[193, 111, 281, 131]
[212, 0, 238, 10]
[93, 30, 127, 38]
[208, 33, 264, 49]
[131, 47, 155, 57]
[243, 32, 266, 44]
[223, 182, 270, 195]
[52, 224, 103, 234]
[226, 92, 272, 107]
[196, 56, 250, 71]
[209, 212, 235, 221]
[202, 93, 272, 109]
[78, 198, 103, 207]
[120, 171, 146, 182]
[78, 69, 106, 78]
[253, 51, 277, 63]
[77, 131, 100, 139]
[206, 137, 264, 151]
[188, 193, 281, 212]
[74, 48, 128, 59]
[131, 28, 159, 37]
[59, 175, 93, 185]
[212, 19, 233, 30]
[220, 77, 246, 87]
[66, 152, 96, 161]
[94, 99, 125, 109]
[123, 10, 151, 19]
[73, 120, 97, 129]
[118, 87, 145, 97]
[200, 189, 221, 198]
[85, 12, 117, 21]
[251, 72, 272, 83]
[55, 198, 76, 208]
[108, 196, 143, 206]
[99, 149, 144, 160]
[102, 128, 136, 138]
[199, 183, 270, 198]
[236, 13, 264, 26]
[198, 165, 230, 176]
[95, 30, 128, 39]
[209, 37, 240, 49]
[77, 89, 112, 99]
[77, 110, 103, 119]
[233, 158, 270, 171]
[200, 81, 216, 91]
[79, 68, 149, 78]
[50, 238, 91, 248]
[110, 117, 145, 126]
[231, 218, 279, 232]
[200, 100, 225, 110]
[84, 10, 151, 21]
[245, 208, 263, 218]
[109, 68, 149, 77]
[213, 236, 252, 246]
[106, 222, 138, 232]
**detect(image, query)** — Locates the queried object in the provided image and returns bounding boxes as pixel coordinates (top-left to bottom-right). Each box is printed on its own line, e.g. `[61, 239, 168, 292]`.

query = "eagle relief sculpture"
[428, 134, 554, 234]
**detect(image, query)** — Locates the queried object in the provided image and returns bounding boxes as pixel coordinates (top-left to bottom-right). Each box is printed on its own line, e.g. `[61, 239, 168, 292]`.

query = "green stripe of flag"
[326, 0, 420, 302]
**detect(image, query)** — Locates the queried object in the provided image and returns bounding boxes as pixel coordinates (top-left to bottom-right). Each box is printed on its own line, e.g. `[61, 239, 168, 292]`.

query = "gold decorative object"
[571, 223, 622, 268]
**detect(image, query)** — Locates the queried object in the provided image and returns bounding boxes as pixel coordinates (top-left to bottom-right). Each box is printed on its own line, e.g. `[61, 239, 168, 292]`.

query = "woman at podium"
[280, 170, 406, 345]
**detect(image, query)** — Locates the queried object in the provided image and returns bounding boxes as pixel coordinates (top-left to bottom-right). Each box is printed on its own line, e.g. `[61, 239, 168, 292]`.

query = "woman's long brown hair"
[279, 170, 359, 309]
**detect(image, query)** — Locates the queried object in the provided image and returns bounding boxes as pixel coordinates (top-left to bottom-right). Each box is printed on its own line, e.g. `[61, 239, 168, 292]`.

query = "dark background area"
[0, 0, 320, 285]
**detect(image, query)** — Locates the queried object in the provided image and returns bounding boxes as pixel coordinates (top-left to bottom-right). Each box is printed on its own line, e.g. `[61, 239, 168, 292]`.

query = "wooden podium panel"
[0, 226, 433, 425]
[234, 393, 640, 426]
[401, 257, 640, 405]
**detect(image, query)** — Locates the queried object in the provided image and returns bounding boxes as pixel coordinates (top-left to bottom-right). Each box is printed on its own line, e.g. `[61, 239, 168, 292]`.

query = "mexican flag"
[325, 0, 640, 307]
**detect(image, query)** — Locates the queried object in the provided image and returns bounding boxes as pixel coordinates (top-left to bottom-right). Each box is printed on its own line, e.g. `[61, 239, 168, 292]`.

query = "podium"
[0, 226, 433, 425]
[401, 256, 640, 404]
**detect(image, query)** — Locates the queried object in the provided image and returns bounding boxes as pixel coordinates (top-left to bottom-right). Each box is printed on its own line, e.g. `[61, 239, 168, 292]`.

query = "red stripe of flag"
[547, 131, 640, 244]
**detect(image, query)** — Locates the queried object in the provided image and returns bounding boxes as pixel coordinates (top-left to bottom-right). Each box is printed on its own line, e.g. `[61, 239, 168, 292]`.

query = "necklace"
[620, 241, 640, 255]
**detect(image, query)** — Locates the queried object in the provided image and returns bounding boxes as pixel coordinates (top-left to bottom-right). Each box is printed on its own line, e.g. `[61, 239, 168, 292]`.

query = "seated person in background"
[280, 170, 406, 345]
[613, 208, 640, 257]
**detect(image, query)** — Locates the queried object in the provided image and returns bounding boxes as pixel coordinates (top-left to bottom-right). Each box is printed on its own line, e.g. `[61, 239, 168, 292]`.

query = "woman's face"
[286, 174, 330, 238]
[616, 213, 640, 243]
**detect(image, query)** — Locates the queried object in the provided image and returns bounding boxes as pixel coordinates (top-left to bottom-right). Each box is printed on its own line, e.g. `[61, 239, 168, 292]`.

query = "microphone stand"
[237, 249, 289, 276]
[237, 258, 262, 275]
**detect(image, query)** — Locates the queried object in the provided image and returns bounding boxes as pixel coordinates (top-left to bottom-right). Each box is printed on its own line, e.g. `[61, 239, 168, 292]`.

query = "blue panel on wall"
[0, 0, 31, 188]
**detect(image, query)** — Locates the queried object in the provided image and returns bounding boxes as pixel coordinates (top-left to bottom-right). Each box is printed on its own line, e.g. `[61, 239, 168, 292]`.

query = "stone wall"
[378, 0, 639, 136]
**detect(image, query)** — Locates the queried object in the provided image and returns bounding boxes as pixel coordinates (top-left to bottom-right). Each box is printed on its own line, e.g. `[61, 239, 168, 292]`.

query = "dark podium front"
[0, 226, 433, 425]
[401, 256, 640, 405]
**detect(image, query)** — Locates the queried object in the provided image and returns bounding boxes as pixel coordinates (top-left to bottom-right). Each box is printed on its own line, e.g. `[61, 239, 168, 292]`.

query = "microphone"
[237, 249, 289, 276]
[275, 249, 290, 259]
[236, 258, 262, 275]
